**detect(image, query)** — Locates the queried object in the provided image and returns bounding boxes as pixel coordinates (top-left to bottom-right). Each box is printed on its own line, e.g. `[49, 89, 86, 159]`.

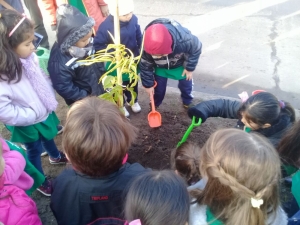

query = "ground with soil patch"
[0, 89, 291, 225]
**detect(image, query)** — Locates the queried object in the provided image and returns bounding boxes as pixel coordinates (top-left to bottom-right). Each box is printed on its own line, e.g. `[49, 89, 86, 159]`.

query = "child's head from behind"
[194, 128, 281, 225]
[108, 0, 134, 22]
[56, 4, 94, 52]
[239, 92, 295, 130]
[0, 10, 34, 82]
[278, 120, 300, 168]
[63, 97, 137, 177]
[125, 170, 190, 225]
[171, 142, 201, 186]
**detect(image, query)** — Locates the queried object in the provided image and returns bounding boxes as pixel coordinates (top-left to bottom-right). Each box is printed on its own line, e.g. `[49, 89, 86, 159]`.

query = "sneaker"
[41, 151, 48, 157]
[57, 125, 64, 135]
[37, 178, 52, 197]
[123, 106, 130, 117]
[49, 152, 68, 164]
[183, 102, 194, 109]
[131, 102, 141, 113]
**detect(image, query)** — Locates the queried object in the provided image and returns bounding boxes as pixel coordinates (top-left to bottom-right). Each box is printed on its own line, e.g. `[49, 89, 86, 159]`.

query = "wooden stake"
[113, 0, 122, 86]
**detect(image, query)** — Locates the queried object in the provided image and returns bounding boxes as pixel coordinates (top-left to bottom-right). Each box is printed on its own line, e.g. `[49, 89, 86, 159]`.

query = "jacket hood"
[56, 4, 95, 53]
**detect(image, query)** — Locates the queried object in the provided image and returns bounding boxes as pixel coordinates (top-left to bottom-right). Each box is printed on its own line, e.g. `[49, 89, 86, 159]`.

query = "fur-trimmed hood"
[56, 4, 95, 53]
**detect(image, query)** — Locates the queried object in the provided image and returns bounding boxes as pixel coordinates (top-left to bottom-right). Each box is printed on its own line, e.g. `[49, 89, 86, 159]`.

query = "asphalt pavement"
[40, 0, 300, 108]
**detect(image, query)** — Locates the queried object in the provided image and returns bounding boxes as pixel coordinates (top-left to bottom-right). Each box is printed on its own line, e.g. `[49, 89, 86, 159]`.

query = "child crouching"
[50, 97, 149, 225]
[171, 142, 205, 190]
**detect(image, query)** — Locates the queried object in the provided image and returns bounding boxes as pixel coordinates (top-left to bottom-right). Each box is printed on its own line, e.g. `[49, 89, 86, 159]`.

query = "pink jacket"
[0, 180, 42, 225]
[1, 139, 33, 190]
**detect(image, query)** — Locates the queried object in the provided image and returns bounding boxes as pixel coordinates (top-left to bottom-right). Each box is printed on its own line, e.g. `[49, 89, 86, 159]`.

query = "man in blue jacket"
[140, 19, 202, 109]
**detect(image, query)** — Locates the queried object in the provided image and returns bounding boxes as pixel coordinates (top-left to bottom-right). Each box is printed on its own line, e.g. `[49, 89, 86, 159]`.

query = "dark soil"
[0, 89, 291, 225]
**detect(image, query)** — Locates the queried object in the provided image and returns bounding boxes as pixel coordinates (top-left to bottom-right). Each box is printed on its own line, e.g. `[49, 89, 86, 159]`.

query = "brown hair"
[277, 120, 300, 168]
[170, 142, 201, 185]
[62, 97, 138, 177]
[191, 129, 281, 225]
[0, 10, 34, 83]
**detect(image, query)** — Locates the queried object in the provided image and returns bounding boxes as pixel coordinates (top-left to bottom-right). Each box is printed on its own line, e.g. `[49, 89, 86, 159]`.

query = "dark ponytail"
[239, 92, 295, 126]
[0, 9, 33, 83]
[280, 101, 295, 123]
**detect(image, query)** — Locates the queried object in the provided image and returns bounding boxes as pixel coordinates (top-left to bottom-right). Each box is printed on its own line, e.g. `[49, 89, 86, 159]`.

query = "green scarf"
[206, 207, 224, 225]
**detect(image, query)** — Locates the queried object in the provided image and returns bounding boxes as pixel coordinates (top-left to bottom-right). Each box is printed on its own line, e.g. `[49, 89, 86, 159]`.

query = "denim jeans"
[24, 136, 60, 175]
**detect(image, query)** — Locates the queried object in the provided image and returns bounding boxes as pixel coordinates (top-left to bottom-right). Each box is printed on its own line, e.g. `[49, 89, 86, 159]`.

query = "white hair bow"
[251, 198, 264, 208]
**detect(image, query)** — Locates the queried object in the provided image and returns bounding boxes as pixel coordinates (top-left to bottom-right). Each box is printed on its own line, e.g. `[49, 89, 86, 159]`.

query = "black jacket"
[140, 18, 202, 88]
[188, 99, 293, 147]
[48, 43, 105, 105]
[50, 163, 149, 225]
[48, 5, 104, 105]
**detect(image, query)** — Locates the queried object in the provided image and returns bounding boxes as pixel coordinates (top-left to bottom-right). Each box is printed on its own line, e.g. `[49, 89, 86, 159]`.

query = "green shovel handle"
[177, 117, 202, 147]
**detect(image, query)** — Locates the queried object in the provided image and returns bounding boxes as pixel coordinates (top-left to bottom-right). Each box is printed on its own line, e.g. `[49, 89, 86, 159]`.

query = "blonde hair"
[63, 97, 137, 177]
[191, 129, 281, 225]
[170, 142, 201, 185]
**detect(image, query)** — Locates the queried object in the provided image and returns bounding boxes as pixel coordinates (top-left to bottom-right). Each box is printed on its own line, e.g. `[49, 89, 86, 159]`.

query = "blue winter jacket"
[140, 18, 202, 88]
[94, 14, 142, 56]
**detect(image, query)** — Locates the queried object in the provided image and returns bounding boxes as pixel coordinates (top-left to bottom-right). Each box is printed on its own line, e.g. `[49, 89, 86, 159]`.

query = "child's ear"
[262, 123, 271, 128]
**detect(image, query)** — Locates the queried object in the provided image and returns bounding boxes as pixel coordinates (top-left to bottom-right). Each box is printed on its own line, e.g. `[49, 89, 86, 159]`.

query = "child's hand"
[100, 5, 109, 17]
[145, 87, 154, 97]
[182, 69, 193, 80]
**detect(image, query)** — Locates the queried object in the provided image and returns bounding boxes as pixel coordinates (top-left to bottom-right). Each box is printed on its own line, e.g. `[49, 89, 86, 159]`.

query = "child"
[277, 121, 300, 218]
[124, 170, 190, 225]
[0, 138, 34, 191]
[0, 10, 67, 197]
[1, 138, 45, 195]
[171, 142, 204, 190]
[50, 96, 148, 225]
[189, 128, 287, 225]
[188, 91, 295, 147]
[0, 140, 42, 225]
[48, 4, 105, 106]
[94, 0, 142, 117]
[140, 19, 202, 109]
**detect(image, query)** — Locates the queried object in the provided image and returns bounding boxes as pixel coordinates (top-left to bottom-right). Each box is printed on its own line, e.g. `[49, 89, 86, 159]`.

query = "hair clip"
[238, 91, 249, 103]
[251, 198, 263, 208]
[129, 219, 142, 225]
[0, 13, 2, 18]
[122, 153, 128, 164]
[279, 100, 285, 109]
[8, 13, 26, 37]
